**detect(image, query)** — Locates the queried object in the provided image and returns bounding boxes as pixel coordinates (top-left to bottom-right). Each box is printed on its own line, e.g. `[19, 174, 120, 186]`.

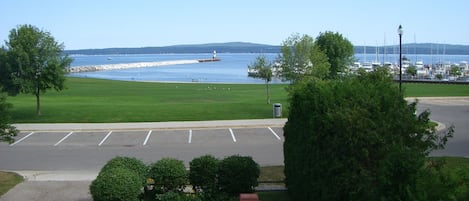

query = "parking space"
[58, 131, 108, 146]
[234, 127, 283, 144]
[100, 131, 148, 147]
[146, 130, 189, 146]
[11, 132, 69, 146]
[191, 129, 234, 144]
[4, 127, 285, 148]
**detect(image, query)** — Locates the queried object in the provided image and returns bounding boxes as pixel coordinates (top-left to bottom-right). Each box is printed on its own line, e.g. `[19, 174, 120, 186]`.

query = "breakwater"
[67, 59, 220, 73]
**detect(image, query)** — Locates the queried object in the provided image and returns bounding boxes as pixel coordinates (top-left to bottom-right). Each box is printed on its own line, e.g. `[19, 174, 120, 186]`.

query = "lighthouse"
[212, 50, 217, 60]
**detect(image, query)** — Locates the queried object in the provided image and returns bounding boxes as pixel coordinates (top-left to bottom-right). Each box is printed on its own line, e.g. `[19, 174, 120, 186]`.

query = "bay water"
[68, 53, 469, 84]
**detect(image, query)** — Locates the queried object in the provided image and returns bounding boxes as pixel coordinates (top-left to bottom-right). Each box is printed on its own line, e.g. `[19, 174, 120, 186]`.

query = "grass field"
[8, 77, 289, 123]
[6, 77, 469, 123]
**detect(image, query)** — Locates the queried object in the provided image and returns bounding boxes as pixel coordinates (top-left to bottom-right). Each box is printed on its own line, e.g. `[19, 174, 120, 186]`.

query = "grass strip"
[0, 171, 23, 196]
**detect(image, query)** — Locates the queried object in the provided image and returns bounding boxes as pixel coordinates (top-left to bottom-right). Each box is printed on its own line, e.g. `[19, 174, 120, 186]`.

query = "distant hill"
[65, 42, 280, 55]
[65, 42, 469, 55]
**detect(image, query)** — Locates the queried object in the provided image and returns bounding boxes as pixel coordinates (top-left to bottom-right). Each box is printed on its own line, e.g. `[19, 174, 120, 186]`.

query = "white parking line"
[98, 131, 113, 146]
[10, 132, 35, 146]
[268, 127, 281, 140]
[54, 131, 74, 146]
[188, 129, 192, 144]
[229, 128, 236, 142]
[143, 130, 152, 146]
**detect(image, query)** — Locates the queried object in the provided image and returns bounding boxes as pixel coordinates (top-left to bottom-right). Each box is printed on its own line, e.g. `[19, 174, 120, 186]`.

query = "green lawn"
[8, 77, 289, 123]
[404, 83, 469, 97]
[0, 172, 23, 196]
[6, 77, 469, 123]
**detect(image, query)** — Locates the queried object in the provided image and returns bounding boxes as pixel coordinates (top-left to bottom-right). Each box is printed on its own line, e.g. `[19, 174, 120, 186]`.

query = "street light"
[398, 25, 403, 92]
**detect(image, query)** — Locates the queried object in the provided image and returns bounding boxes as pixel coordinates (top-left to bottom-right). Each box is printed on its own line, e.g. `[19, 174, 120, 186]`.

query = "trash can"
[273, 103, 282, 118]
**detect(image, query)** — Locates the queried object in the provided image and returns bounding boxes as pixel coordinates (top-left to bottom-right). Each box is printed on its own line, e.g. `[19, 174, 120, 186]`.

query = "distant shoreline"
[64, 42, 469, 55]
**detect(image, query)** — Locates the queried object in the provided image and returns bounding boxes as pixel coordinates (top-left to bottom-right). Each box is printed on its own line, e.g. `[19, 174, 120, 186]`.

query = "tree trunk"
[265, 80, 271, 104]
[36, 88, 41, 116]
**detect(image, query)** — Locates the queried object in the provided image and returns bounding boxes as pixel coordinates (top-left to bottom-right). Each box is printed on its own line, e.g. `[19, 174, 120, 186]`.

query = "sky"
[1, 0, 468, 50]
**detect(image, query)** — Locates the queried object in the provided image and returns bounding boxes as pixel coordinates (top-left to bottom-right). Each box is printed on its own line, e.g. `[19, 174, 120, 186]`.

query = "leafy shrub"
[90, 168, 142, 201]
[283, 70, 453, 201]
[148, 157, 188, 192]
[218, 155, 260, 195]
[100, 156, 148, 181]
[189, 155, 220, 191]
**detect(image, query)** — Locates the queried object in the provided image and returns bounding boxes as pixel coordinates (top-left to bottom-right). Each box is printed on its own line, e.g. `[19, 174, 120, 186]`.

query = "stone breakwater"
[67, 60, 200, 73]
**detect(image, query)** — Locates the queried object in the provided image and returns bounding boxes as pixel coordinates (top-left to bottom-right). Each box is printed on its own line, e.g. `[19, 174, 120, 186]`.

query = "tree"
[0, 92, 18, 143]
[277, 33, 330, 83]
[449, 65, 461, 77]
[248, 55, 273, 104]
[0, 48, 19, 144]
[1, 24, 72, 116]
[283, 69, 453, 201]
[217, 155, 260, 195]
[315, 31, 354, 78]
[407, 65, 417, 77]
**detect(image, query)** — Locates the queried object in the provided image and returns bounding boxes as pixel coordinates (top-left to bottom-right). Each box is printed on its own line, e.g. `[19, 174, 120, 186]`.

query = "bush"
[90, 168, 142, 201]
[100, 156, 148, 181]
[218, 155, 260, 195]
[148, 158, 188, 192]
[189, 155, 220, 191]
[283, 70, 453, 201]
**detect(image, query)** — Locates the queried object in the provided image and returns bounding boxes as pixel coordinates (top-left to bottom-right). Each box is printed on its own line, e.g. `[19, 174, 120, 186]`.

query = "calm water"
[68, 53, 469, 83]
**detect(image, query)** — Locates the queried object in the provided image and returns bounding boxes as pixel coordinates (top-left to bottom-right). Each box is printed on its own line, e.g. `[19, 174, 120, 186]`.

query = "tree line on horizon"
[64, 42, 469, 55]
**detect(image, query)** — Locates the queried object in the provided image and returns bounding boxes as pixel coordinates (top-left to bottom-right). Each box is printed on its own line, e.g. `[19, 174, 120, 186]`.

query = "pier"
[67, 58, 221, 73]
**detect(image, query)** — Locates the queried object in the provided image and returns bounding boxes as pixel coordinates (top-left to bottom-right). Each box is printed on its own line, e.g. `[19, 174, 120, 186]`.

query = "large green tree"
[315, 31, 354, 78]
[283, 69, 453, 201]
[1, 24, 72, 116]
[248, 55, 273, 104]
[277, 33, 330, 83]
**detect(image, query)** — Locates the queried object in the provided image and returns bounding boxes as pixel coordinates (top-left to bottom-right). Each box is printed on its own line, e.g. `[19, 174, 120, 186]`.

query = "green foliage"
[100, 156, 148, 182]
[277, 33, 330, 82]
[407, 66, 417, 76]
[450, 65, 462, 76]
[248, 55, 273, 104]
[1, 24, 72, 115]
[218, 155, 260, 195]
[148, 158, 188, 193]
[0, 92, 18, 143]
[90, 168, 142, 201]
[436, 74, 443, 80]
[189, 155, 220, 191]
[315, 31, 354, 78]
[412, 158, 469, 200]
[283, 70, 453, 201]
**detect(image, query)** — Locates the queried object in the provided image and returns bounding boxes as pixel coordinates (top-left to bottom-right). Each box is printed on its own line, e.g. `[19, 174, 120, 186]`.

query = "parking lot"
[7, 127, 283, 147]
[0, 126, 285, 171]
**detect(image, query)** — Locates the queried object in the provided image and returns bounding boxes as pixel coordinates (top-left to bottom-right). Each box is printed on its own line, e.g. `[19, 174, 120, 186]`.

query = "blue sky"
[2, 0, 468, 50]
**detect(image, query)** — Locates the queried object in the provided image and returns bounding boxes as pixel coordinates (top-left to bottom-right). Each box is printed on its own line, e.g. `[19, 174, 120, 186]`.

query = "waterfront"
[68, 53, 469, 83]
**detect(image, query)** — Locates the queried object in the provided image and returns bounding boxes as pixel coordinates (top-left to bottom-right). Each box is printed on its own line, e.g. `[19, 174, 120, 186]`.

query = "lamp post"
[398, 25, 403, 92]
